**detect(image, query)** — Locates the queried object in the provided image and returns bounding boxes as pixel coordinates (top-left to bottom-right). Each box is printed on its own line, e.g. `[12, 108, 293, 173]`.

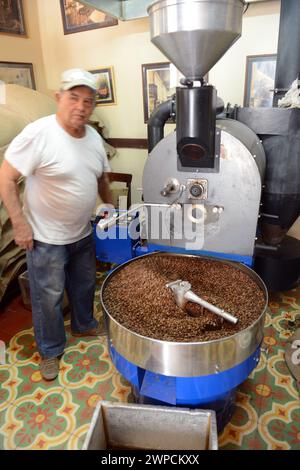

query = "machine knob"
[190, 183, 204, 198]
[160, 178, 180, 196]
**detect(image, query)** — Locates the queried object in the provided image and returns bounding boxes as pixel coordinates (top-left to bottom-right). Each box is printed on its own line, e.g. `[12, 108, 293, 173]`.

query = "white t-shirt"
[5, 114, 111, 244]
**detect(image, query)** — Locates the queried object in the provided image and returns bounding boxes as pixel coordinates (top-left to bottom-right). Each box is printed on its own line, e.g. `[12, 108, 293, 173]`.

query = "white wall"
[36, 1, 168, 137]
[0, 0, 47, 93]
[35, 1, 283, 204]
[35, 1, 282, 135]
[35, 0, 178, 203]
[210, 0, 300, 238]
[209, 1, 280, 105]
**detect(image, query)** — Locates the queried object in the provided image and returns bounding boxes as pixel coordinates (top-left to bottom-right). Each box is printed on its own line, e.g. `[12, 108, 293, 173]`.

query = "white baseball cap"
[60, 68, 97, 92]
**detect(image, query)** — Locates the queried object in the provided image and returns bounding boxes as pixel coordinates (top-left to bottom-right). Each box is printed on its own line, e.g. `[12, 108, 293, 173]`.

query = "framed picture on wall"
[89, 67, 116, 105]
[244, 54, 277, 107]
[60, 0, 118, 35]
[0, 62, 36, 89]
[142, 62, 209, 123]
[0, 0, 26, 36]
[142, 62, 173, 123]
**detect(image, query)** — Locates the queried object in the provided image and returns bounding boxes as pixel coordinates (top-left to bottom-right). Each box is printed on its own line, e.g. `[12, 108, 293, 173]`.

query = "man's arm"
[97, 172, 114, 206]
[0, 160, 33, 250]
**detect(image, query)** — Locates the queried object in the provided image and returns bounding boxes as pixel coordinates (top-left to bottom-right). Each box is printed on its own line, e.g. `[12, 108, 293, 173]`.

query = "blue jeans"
[26, 234, 98, 358]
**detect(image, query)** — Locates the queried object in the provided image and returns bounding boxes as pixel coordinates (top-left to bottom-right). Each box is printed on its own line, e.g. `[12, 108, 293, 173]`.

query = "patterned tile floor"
[219, 289, 300, 450]
[0, 274, 300, 450]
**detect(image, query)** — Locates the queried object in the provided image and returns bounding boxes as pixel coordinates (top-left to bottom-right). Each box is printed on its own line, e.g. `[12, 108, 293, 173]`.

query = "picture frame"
[142, 62, 209, 123]
[0, 61, 36, 89]
[244, 54, 277, 108]
[60, 0, 118, 35]
[142, 62, 174, 123]
[89, 67, 116, 105]
[0, 0, 26, 36]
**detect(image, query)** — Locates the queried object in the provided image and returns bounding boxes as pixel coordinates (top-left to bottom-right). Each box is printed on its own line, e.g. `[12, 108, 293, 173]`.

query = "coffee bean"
[103, 255, 265, 342]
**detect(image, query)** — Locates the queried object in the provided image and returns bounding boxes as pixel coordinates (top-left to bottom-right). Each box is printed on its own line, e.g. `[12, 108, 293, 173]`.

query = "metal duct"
[78, 0, 154, 20]
[78, 0, 274, 21]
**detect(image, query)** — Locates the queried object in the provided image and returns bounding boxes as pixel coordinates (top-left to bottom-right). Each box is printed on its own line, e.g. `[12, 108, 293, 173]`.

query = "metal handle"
[184, 291, 238, 324]
[96, 205, 143, 230]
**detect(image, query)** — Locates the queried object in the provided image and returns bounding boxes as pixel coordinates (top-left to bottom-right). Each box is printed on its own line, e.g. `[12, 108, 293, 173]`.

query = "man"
[0, 68, 113, 380]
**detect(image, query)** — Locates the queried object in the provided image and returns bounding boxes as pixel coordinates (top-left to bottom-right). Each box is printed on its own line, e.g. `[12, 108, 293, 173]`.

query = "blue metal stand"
[109, 343, 261, 431]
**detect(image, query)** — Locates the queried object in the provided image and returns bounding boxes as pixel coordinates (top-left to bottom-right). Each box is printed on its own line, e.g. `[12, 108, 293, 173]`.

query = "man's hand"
[98, 172, 114, 207]
[13, 217, 33, 251]
[0, 160, 33, 250]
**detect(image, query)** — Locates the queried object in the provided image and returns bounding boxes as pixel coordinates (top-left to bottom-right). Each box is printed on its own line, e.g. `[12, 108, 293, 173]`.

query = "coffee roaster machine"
[94, 0, 300, 430]
[96, 0, 300, 291]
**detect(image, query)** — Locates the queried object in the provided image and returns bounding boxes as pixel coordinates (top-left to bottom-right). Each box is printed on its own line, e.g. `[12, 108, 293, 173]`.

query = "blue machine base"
[109, 344, 261, 431]
[93, 217, 254, 268]
[131, 386, 236, 432]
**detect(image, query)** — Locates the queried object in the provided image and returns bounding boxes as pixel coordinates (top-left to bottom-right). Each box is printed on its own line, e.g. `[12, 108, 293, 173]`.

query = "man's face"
[56, 86, 95, 130]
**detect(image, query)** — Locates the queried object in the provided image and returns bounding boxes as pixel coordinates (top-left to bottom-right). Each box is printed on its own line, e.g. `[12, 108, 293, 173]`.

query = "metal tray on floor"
[83, 400, 218, 450]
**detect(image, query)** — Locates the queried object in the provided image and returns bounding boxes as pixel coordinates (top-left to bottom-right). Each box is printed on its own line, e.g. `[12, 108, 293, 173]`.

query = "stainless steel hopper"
[148, 0, 245, 80]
